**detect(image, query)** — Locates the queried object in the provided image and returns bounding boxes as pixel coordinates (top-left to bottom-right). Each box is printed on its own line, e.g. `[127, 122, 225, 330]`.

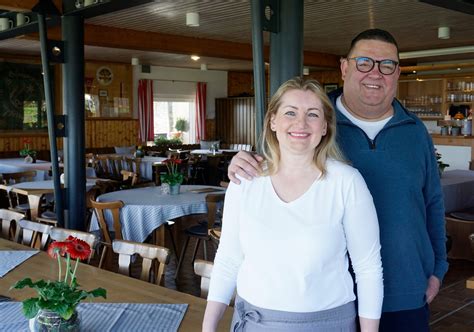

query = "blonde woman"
[203, 77, 383, 332]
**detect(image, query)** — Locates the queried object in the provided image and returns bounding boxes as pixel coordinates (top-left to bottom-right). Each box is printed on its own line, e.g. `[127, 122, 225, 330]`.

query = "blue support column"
[269, 0, 304, 96]
[62, 15, 86, 230]
[251, 0, 267, 145]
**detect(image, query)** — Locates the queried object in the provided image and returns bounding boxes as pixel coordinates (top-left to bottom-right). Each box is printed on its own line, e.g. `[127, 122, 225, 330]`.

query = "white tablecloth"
[11, 179, 98, 192]
[441, 169, 474, 213]
[0, 159, 51, 181]
[0, 302, 188, 332]
[190, 149, 239, 155]
[89, 185, 225, 243]
[0, 159, 96, 180]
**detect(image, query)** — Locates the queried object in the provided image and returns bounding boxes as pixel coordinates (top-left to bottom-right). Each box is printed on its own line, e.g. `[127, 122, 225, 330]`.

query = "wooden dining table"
[0, 238, 233, 331]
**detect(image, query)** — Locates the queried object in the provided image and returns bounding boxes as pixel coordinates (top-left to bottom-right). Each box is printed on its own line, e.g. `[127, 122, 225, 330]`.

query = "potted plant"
[11, 236, 106, 331]
[435, 150, 449, 177]
[175, 118, 188, 133]
[19, 138, 37, 163]
[160, 159, 184, 195]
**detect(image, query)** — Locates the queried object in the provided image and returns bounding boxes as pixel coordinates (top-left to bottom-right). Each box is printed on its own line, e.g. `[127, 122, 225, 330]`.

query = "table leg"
[152, 226, 165, 247]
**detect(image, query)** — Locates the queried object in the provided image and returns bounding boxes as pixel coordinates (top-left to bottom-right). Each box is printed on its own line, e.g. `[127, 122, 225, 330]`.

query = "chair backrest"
[1, 171, 37, 184]
[124, 157, 142, 179]
[112, 239, 170, 285]
[15, 219, 52, 250]
[85, 153, 95, 168]
[205, 193, 225, 229]
[95, 155, 110, 178]
[0, 209, 25, 240]
[194, 259, 214, 298]
[90, 200, 124, 245]
[120, 170, 138, 187]
[108, 155, 124, 179]
[470, 160, 474, 171]
[50, 227, 97, 263]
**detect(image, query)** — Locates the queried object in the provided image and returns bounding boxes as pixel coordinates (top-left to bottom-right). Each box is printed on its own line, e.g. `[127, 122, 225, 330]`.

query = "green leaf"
[89, 287, 107, 299]
[11, 278, 36, 290]
[22, 298, 40, 319]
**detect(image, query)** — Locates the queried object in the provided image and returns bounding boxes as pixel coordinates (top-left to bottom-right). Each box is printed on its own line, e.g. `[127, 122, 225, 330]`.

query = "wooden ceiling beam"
[39, 24, 339, 69]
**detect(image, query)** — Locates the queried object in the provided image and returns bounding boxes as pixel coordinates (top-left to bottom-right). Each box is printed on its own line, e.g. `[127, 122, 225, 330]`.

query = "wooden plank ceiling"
[0, 0, 473, 73]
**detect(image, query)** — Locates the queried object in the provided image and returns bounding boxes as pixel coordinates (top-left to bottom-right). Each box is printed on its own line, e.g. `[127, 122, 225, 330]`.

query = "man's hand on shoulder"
[228, 151, 264, 184]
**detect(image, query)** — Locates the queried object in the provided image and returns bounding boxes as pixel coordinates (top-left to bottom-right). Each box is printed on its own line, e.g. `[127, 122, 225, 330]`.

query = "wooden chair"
[90, 200, 125, 269]
[0, 209, 25, 240]
[108, 155, 124, 180]
[1, 171, 37, 215]
[175, 193, 225, 279]
[112, 239, 170, 285]
[94, 155, 111, 178]
[15, 219, 52, 250]
[446, 213, 474, 261]
[120, 170, 138, 188]
[194, 259, 214, 298]
[50, 227, 97, 263]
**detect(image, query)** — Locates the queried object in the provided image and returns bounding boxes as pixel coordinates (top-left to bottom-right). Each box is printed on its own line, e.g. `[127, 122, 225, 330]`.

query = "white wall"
[435, 145, 471, 170]
[132, 65, 228, 119]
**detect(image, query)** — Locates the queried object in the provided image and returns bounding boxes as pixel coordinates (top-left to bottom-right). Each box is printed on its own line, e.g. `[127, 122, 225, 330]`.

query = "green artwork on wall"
[0, 62, 52, 131]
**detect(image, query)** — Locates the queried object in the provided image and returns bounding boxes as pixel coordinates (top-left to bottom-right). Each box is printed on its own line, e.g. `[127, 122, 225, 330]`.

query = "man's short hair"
[347, 28, 399, 59]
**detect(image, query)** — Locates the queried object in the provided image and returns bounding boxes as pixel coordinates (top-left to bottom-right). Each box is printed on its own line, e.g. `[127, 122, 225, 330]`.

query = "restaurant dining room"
[0, 0, 473, 331]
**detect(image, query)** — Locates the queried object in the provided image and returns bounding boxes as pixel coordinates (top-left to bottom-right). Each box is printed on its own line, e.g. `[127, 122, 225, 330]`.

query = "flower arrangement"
[19, 138, 37, 157]
[435, 150, 449, 175]
[160, 158, 184, 186]
[11, 236, 106, 321]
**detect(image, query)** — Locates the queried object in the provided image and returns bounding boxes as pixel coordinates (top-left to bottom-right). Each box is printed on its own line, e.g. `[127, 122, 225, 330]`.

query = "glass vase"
[30, 309, 80, 332]
[169, 184, 181, 195]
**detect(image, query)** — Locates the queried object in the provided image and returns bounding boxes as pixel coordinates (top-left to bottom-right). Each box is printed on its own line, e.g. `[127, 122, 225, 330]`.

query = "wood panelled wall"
[215, 97, 256, 147]
[85, 119, 138, 148]
[0, 119, 138, 155]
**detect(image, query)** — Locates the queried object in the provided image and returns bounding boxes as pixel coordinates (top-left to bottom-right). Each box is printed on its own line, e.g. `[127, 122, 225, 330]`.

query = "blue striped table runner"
[0, 302, 188, 331]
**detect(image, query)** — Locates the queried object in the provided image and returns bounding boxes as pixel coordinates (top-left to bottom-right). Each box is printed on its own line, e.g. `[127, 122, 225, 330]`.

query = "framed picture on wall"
[323, 83, 338, 94]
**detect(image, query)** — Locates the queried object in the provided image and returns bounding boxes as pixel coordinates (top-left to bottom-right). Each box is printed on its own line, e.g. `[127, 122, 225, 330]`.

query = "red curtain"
[138, 79, 154, 142]
[195, 82, 207, 142]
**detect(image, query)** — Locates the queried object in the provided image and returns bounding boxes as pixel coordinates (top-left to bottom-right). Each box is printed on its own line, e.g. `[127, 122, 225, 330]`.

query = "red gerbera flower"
[66, 238, 91, 261]
[47, 241, 70, 259]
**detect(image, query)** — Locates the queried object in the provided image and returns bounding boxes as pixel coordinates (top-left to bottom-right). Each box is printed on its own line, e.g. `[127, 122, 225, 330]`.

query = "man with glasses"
[227, 29, 447, 331]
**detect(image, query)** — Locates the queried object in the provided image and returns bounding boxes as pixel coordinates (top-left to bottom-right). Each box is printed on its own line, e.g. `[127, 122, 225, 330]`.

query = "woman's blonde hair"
[260, 76, 345, 176]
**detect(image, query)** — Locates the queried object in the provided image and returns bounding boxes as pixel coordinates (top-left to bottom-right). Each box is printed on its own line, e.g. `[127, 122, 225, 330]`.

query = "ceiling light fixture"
[399, 45, 474, 59]
[191, 55, 200, 61]
[303, 67, 309, 75]
[186, 12, 200, 27]
[438, 26, 450, 39]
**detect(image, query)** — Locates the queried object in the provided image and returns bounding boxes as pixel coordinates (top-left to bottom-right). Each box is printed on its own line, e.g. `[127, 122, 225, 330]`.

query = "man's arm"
[227, 151, 264, 184]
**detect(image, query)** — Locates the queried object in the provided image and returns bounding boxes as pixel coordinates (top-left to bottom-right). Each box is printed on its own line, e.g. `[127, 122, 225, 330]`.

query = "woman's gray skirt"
[231, 295, 356, 332]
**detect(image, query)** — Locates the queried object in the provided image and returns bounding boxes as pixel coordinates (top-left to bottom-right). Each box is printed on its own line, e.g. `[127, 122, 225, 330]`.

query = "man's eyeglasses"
[347, 56, 399, 75]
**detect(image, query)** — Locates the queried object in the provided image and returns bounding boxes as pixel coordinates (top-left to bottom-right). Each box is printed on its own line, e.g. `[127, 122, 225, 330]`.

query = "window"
[153, 80, 197, 144]
[153, 99, 195, 144]
[0, 62, 50, 131]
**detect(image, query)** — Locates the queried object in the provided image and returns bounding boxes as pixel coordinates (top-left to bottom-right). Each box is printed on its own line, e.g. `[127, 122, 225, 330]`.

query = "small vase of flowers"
[11, 236, 106, 331]
[161, 158, 184, 195]
[19, 138, 37, 163]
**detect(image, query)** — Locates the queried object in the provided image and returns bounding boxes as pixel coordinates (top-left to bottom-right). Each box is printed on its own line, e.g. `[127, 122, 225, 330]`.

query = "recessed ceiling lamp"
[186, 12, 200, 27]
[191, 55, 200, 61]
[438, 26, 450, 39]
